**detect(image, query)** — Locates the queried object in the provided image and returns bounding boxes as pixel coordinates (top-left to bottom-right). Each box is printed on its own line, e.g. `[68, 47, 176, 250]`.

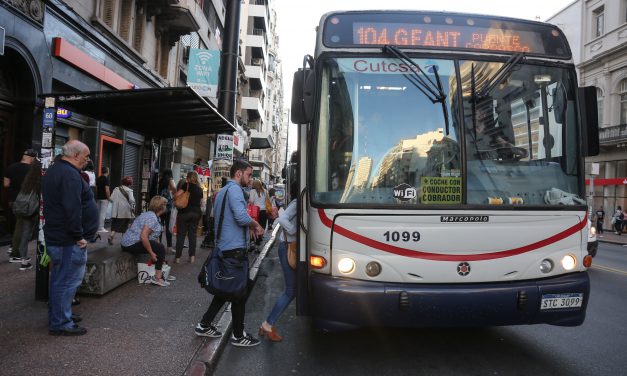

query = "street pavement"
[594, 230, 627, 246]
[0, 226, 621, 376]
[0, 227, 278, 376]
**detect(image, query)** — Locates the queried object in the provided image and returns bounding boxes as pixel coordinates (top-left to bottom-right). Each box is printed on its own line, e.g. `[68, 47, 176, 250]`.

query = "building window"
[621, 80, 627, 124]
[593, 6, 605, 38]
[101, 0, 117, 29]
[133, 2, 145, 52]
[118, 0, 134, 42]
[597, 87, 604, 126]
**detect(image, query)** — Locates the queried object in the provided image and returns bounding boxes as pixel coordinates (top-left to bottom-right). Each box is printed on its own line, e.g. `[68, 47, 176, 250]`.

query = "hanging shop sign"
[215, 134, 234, 161]
[187, 48, 221, 98]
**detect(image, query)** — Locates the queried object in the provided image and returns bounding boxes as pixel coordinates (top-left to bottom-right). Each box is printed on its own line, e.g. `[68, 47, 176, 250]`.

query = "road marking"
[591, 263, 627, 276]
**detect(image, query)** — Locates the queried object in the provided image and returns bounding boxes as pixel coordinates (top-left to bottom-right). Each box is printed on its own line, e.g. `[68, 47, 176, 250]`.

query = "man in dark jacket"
[42, 140, 98, 336]
[3, 149, 37, 258]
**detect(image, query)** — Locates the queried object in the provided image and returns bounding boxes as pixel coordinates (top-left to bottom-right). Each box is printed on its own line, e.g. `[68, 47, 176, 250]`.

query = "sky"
[273, 0, 576, 151]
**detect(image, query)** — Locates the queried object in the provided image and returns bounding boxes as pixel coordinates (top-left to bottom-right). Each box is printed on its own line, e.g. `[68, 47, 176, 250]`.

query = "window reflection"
[315, 58, 461, 205]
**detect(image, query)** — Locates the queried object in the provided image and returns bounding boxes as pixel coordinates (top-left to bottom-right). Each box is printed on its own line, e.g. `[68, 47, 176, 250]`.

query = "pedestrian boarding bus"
[289, 10, 600, 331]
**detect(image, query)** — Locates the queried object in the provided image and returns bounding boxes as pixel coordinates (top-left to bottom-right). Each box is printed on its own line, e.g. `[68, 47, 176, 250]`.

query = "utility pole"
[217, 0, 241, 126]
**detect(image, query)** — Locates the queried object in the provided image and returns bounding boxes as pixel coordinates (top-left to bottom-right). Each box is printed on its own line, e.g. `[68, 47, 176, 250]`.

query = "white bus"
[289, 10, 600, 331]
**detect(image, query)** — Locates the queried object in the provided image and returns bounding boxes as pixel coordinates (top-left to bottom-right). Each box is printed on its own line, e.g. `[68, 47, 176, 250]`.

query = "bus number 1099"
[383, 231, 420, 242]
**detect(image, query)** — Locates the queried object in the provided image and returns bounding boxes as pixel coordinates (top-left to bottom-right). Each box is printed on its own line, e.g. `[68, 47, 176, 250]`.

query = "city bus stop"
[36, 86, 235, 299]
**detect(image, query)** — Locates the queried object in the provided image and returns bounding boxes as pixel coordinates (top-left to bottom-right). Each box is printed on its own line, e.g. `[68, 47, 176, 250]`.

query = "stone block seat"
[78, 245, 137, 295]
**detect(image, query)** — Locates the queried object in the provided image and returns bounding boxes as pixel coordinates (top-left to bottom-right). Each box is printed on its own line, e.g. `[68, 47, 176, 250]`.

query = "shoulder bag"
[119, 187, 136, 218]
[13, 190, 39, 217]
[198, 186, 249, 301]
[174, 183, 190, 209]
[265, 192, 273, 214]
[283, 229, 297, 269]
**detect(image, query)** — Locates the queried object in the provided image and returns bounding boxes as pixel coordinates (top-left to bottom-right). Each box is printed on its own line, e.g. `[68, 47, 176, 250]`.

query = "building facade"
[549, 0, 627, 230]
[0, 0, 225, 238]
[238, 0, 285, 187]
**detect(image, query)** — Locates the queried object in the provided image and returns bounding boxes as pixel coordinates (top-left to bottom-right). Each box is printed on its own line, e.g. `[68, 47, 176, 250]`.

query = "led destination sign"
[354, 23, 533, 53]
[322, 12, 571, 59]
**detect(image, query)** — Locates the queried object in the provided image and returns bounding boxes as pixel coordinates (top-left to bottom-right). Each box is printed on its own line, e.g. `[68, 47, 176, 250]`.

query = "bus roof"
[316, 10, 571, 60]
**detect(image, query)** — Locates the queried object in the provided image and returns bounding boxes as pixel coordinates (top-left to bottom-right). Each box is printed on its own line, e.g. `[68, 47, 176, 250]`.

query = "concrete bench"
[78, 246, 137, 295]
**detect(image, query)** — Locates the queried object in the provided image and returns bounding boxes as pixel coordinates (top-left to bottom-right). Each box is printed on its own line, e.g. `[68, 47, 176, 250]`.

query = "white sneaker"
[166, 275, 176, 281]
[98, 228, 109, 233]
[150, 276, 170, 287]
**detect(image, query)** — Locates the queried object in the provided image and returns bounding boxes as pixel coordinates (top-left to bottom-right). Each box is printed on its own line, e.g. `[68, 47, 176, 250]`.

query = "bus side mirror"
[578, 86, 599, 157]
[291, 68, 315, 124]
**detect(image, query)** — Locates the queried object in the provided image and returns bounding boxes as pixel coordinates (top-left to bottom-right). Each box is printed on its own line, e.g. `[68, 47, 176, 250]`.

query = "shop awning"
[41, 87, 235, 138]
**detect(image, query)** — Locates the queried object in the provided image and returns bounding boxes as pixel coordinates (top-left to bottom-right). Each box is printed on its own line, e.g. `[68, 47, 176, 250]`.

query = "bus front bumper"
[309, 272, 589, 331]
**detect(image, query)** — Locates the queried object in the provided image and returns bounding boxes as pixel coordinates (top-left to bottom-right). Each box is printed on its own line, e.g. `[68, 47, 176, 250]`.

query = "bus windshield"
[313, 56, 583, 206]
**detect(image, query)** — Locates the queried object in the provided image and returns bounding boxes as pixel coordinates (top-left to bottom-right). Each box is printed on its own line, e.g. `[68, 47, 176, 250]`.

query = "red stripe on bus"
[317, 209, 587, 261]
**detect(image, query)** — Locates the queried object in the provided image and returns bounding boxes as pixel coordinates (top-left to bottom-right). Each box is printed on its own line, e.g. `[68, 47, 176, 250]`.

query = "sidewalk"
[0, 228, 277, 376]
[596, 230, 627, 246]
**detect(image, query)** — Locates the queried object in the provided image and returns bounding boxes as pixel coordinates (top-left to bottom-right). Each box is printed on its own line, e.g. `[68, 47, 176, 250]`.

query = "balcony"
[599, 124, 627, 144]
[151, 0, 202, 38]
[246, 29, 267, 61]
[242, 96, 264, 121]
[250, 129, 275, 150]
[248, 3, 269, 33]
[245, 59, 266, 91]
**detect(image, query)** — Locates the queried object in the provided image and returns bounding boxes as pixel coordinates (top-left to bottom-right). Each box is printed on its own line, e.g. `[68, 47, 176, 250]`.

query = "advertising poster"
[215, 134, 233, 161]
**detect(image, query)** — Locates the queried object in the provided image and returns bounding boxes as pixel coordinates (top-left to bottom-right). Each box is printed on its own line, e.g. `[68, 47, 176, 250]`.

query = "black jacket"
[42, 160, 99, 245]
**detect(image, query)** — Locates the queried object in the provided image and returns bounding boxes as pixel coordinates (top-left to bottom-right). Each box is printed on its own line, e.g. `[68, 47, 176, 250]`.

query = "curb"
[184, 226, 280, 376]
[598, 238, 627, 246]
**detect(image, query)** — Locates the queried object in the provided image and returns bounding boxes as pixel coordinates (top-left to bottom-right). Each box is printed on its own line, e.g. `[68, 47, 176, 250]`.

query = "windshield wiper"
[382, 45, 450, 135]
[476, 53, 524, 100]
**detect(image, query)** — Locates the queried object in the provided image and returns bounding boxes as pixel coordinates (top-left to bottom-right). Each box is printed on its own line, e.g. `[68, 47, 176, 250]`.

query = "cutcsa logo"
[393, 183, 417, 201]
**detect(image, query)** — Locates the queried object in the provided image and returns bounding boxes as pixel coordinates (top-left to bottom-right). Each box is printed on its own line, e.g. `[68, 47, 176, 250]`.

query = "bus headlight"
[561, 255, 577, 271]
[540, 259, 554, 273]
[337, 258, 355, 274]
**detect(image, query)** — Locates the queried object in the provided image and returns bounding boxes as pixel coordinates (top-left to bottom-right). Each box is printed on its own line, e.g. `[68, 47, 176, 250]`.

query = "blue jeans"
[47, 244, 87, 330]
[266, 241, 296, 326]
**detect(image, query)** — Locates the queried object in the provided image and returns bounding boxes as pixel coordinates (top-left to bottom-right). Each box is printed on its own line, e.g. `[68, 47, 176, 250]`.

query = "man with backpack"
[194, 159, 265, 347]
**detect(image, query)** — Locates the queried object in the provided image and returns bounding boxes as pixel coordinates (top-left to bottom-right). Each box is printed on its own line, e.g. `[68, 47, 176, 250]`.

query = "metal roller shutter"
[123, 142, 140, 204]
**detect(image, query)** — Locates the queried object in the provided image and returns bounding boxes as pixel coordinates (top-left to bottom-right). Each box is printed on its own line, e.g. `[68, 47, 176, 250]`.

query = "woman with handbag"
[174, 171, 203, 263]
[121, 196, 175, 287]
[248, 180, 268, 249]
[259, 181, 298, 342]
[108, 176, 135, 245]
[11, 160, 42, 270]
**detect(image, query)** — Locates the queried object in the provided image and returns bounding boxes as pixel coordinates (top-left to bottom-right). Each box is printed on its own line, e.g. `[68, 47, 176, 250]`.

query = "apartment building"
[549, 0, 627, 228]
[238, 0, 285, 187]
[0, 0, 231, 238]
